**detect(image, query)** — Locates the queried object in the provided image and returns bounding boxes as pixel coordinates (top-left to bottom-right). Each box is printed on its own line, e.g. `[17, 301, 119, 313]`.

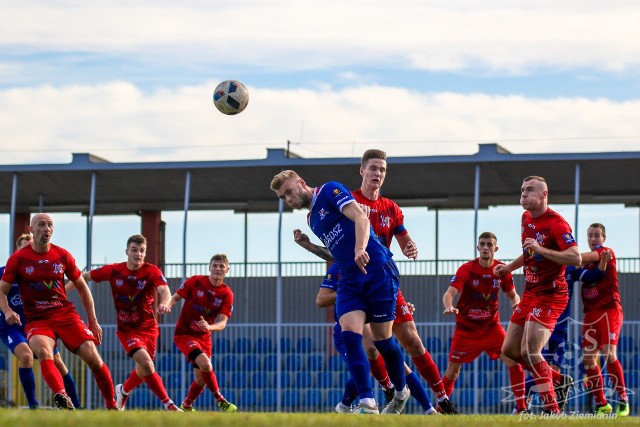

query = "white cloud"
[1, 1, 639, 73]
[0, 81, 638, 164]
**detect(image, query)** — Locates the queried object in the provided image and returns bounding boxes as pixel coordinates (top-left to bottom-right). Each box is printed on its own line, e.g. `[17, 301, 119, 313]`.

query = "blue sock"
[406, 371, 433, 411]
[18, 367, 39, 408]
[373, 337, 406, 391]
[342, 331, 374, 399]
[63, 372, 81, 408]
[342, 377, 359, 406]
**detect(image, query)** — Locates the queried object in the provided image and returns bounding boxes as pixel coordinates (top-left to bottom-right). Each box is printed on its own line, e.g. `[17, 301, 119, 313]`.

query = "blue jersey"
[309, 181, 392, 278]
[0, 266, 26, 331]
[320, 263, 340, 324]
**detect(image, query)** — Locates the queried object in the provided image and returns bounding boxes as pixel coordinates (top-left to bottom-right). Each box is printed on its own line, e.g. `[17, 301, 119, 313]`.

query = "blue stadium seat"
[296, 337, 313, 353]
[285, 354, 302, 371]
[234, 337, 252, 353]
[436, 353, 449, 371]
[216, 371, 227, 389]
[214, 337, 231, 353]
[165, 371, 183, 389]
[252, 371, 269, 388]
[263, 354, 279, 371]
[254, 337, 273, 353]
[327, 389, 343, 406]
[273, 372, 291, 388]
[304, 389, 323, 408]
[306, 355, 323, 371]
[456, 389, 476, 408]
[155, 353, 178, 372]
[618, 335, 636, 353]
[241, 389, 257, 407]
[478, 353, 493, 370]
[221, 354, 239, 371]
[128, 389, 153, 409]
[327, 354, 343, 371]
[230, 371, 248, 388]
[224, 390, 236, 406]
[625, 371, 639, 388]
[262, 390, 278, 408]
[482, 389, 500, 407]
[279, 337, 292, 353]
[316, 371, 334, 388]
[294, 372, 313, 388]
[242, 354, 261, 371]
[282, 390, 300, 408]
[424, 337, 443, 352]
[492, 371, 505, 389]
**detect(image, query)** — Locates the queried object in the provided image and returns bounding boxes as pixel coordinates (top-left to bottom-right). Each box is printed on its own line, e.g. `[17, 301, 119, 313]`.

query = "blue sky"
[0, 1, 639, 267]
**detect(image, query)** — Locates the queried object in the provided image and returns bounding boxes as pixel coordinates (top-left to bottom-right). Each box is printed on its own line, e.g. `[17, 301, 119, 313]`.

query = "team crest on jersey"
[52, 263, 64, 275]
[332, 188, 342, 196]
[25, 266, 34, 275]
[379, 215, 390, 228]
[563, 233, 576, 244]
[115, 279, 124, 287]
[535, 232, 546, 245]
[492, 279, 501, 289]
[214, 297, 222, 307]
[137, 280, 146, 290]
[197, 290, 204, 297]
[318, 208, 328, 219]
[472, 279, 479, 287]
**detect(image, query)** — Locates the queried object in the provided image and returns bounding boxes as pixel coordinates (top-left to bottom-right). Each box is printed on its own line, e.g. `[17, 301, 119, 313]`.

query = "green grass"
[0, 410, 634, 427]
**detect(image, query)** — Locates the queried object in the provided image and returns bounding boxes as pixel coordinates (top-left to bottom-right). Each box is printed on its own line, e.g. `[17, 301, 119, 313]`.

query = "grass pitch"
[0, 409, 634, 427]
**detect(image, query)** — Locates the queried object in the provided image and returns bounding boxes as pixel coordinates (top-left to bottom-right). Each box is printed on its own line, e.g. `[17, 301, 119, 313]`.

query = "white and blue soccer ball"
[213, 80, 249, 115]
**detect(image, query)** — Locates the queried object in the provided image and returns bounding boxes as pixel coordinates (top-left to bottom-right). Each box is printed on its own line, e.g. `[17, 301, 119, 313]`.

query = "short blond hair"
[210, 254, 229, 267]
[270, 170, 300, 191]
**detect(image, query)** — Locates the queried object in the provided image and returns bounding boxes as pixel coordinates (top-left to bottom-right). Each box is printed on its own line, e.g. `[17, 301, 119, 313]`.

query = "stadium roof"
[1, 143, 639, 215]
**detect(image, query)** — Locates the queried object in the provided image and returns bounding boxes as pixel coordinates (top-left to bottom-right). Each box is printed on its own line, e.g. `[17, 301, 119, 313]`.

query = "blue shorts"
[0, 325, 59, 356]
[335, 259, 399, 323]
[543, 329, 568, 366]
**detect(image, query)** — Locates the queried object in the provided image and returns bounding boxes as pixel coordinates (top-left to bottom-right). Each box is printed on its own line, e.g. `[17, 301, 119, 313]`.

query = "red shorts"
[117, 328, 158, 359]
[25, 314, 98, 352]
[509, 294, 568, 331]
[394, 290, 414, 324]
[174, 333, 212, 359]
[582, 307, 623, 349]
[449, 323, 505, 364]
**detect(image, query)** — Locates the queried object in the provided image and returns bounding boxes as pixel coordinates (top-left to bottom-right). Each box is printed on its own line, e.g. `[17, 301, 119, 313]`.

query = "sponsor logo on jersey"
[563, 233, 576, 244]
[450, 275, 457, 283]
[39, 259, 49, 264]
[321, 223, 343, 248]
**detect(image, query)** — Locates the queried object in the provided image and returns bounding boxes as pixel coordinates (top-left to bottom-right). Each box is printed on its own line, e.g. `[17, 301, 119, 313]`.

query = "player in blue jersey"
[0, 233, 81, 409]
[318, 263, 437, 414]
[271, 170, 410, 414]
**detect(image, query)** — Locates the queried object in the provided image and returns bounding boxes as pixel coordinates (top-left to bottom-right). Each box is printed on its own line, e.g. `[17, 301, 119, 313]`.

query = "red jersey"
[174, 276, 234, 337]
[581, 246, 621, 312]
[90, 262, 167, 333]
[1, 244, 82, 323]
[521, 208, 576, 297]
[352, 189, 407, 249]
[449, 258, 515, 331]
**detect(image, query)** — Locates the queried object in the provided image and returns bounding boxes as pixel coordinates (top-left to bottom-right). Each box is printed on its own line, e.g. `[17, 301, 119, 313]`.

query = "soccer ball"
[212, 80, 249, 115]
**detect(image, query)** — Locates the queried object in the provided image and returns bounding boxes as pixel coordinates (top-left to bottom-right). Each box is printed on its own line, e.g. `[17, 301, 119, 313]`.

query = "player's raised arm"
[293, 229, 333, 262]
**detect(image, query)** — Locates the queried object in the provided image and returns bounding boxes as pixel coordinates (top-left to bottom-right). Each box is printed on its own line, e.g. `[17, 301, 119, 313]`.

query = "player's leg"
[521, 320, 558, 413]
[181, 368, 206, 411]
[583, 313, 610, 414]
[192, 351, 236, 412]
[370, 320, 410, 414]
[333, 324, 358, 413]
[401, 363, 436, 414]
[52, 348, 81, 408]
[501, 355, 527, 413]
[443, 362, 462, 396]
[29, 333, 74, 410]
[11, 339, 39, 409]
[75, 340, 117, 410]
[131, 347, 179, 410]
[601, 308, 628, 416]
[362, 324, 393, 398]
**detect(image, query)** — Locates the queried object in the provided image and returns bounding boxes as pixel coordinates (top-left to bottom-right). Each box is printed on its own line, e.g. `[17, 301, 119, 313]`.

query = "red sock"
[201, 370, 221, 394]
[123, 369, 144, 394]
[516, 356, 533, 372]
[92, 363, 117, 409]
[144, 372, 170, 403]
[368, 355, 393, 390]
[412, 351, 446, 399]
[585, 365, 607, 405]
[40, 359, 65, 394]
[549, 368, 563, 386]
[508, 365, 527, 411]
[531, 361, 558, 412]
[606, 360, 628, 401]
[184, 381, 206, 407]
[442, 375, 455, 397]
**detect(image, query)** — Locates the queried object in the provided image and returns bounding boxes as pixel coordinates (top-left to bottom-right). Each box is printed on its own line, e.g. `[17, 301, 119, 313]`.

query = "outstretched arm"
[293, 229, 333, 262]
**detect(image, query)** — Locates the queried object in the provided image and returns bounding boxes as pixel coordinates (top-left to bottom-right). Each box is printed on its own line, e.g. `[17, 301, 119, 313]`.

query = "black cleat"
[53, 393, 75, 411]
[438, 397, 458, 414]
[383, 387, 395, 405]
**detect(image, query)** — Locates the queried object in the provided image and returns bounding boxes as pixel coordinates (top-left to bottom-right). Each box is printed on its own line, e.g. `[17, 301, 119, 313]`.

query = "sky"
[0, 1, 639, 268]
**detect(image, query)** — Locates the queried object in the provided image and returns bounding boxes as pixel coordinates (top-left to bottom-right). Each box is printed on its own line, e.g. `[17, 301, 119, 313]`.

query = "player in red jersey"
[0, 213, 116, 410]
[578, 223, 628, 416]
[442, 232, 527, 413]
[81, 234, 181, 411]
[294, 149, 457, 414]
[495, 176, 581, 414]
[168, 254, 237, 412]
